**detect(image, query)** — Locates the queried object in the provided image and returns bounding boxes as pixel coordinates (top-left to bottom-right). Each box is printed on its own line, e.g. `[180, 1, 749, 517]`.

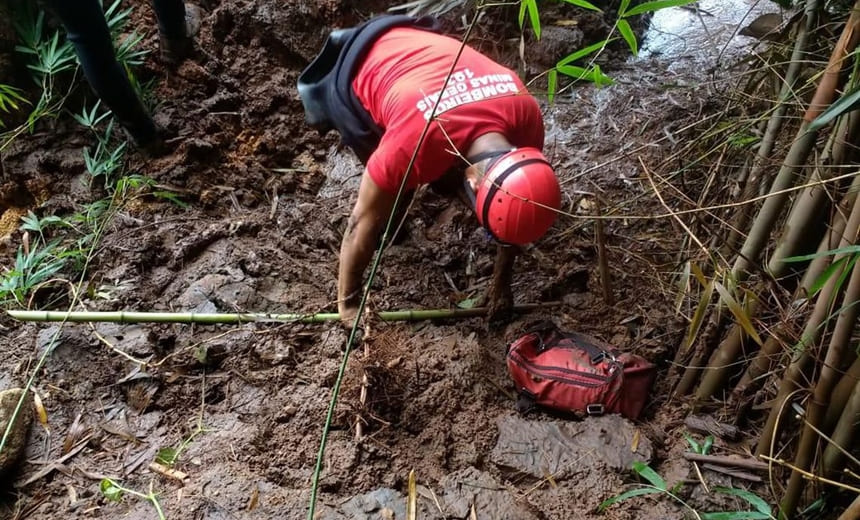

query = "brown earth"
[0, 1, 775, 519]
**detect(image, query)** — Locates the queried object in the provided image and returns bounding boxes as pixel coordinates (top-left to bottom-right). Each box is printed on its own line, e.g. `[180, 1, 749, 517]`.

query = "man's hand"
[337, 171, 397, 328]
[486, 244, 520, 323]
[338, 298, 359, 329]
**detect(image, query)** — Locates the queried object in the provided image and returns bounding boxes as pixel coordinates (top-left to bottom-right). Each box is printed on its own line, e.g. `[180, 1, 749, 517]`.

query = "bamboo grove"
[667, 1, 860, 517]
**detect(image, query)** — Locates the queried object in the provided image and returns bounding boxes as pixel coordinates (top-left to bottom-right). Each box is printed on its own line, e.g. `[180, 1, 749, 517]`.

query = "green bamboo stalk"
[6, 302, 559, 324]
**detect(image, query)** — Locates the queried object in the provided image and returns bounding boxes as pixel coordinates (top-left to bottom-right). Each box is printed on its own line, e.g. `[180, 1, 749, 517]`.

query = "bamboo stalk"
[594, 198, 614, 306]
[819, 379, 859, 481]
[671, 2, 821, 397]
[823, 355, 860, 432]
[837, 494, 860, 520]
[682, 452, 769, 472]
[780, 256, 860, 516]
[721, 0, 819, 258]
[756, 191, 860, 458]
[733, 170, 860, 398]
[804, 2, 860, 123]
[6, 302, 560, 324]
[770, 111, 860, 266]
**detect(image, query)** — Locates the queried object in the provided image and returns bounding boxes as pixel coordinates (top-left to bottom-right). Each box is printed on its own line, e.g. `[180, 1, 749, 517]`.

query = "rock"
[490, 415, 652, 480]
[440, 467, 540, 520]
[0, 388, 33, 475]
[739, 13, 783, 41]
[319, 487, 442, 520]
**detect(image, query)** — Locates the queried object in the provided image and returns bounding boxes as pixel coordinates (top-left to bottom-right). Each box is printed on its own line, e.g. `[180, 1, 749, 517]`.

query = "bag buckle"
[586, 403, 605, 416]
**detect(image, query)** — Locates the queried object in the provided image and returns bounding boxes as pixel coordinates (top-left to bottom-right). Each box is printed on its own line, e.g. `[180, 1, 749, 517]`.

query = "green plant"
[684, 432, 715, 455]
[72, 100, 112, 134]
[598, 461, 775, 519]
[0, 238, 67, 306]
[518, 0, 698, 100]
[0, 84, 29, 127]
[155, 422, 207, 468]
[100, 478, 166, 520]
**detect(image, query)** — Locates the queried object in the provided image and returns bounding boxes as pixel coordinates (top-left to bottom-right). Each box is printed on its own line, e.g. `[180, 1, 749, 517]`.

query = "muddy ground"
[0, 1, 783, 519]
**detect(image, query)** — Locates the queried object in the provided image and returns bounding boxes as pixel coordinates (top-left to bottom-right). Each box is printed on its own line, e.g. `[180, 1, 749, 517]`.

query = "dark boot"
[159, 3, 202, 65]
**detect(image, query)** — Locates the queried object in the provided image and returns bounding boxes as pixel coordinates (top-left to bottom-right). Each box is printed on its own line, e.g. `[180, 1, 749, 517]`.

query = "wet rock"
[0, 388, 33, 475]
[93, 324, 155, 356]
[439, 467, 539, 519]
[490, 415, 652, 480]
[317, 487, 442, 520]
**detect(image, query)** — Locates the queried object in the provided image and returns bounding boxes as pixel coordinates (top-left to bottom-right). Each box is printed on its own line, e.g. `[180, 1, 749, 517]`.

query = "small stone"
[0, 388, 34, 475]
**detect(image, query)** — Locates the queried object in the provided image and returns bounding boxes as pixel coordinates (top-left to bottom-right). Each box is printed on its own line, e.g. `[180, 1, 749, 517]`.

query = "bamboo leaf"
[702, 435, 714, 455]
[617, 19, 638, 56]
[623, 0, 698, 17]
[712, 487, 773, 515]
[809, 257, 849, 296]
[682, 276, 714, 352]
[807, 86, 860, 132]
[714, 281, 762, 346]
[556, 39, 613, 67]
[690, 262, 708, 288]
[559, 0, 602, 11]
[547, 69, 557, 104]
[700, 513, 771, 520]
[519, 0, 541, 39]
[598, 487, 661, 510]
[783, 245, 860, 262]
[683, 432, 702, 454]
[675, 261, 691, 312]
[632, 461, 666, 490]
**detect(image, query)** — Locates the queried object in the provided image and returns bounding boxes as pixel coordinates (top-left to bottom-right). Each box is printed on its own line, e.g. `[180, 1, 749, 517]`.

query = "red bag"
[506, 324, 656, 419]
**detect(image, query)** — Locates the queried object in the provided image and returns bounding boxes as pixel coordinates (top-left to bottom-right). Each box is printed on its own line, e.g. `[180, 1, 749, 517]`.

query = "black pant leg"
[151, 0, 186, 40]
[44, 0, 157, 143]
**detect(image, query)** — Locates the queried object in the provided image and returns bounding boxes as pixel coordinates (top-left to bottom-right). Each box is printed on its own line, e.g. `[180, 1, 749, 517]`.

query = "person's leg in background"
[43, 0, 160, 148]
[151, 0, 202, 64]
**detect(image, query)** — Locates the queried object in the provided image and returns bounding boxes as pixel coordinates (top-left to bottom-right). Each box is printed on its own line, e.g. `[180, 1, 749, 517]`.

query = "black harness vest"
[297, 15, 442, 163]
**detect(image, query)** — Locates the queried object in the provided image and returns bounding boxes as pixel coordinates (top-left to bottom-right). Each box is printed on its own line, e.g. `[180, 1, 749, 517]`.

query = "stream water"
[641, 0, 784, 65]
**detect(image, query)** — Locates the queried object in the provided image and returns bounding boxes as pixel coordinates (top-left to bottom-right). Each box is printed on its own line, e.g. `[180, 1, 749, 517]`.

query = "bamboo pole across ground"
[6, 302, 560, 324]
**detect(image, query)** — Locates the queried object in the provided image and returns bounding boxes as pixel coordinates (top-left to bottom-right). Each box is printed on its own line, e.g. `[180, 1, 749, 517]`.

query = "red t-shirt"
[352, 28, 544, 194]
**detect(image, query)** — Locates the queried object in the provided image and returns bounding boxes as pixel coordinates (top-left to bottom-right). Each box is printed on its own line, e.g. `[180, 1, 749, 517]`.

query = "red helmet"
[475, 148, 561, 245]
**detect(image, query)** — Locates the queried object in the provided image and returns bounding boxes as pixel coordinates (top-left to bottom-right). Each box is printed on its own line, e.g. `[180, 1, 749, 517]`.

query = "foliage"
[684, 432, 715, 455]
[99, 479, 166, 520]
[518, 0, 697, 101]
[599, 462, 774, 519]
[0, 237, 66, 306]
[0, 84, 29, 128]
[0, 0, 182, 308]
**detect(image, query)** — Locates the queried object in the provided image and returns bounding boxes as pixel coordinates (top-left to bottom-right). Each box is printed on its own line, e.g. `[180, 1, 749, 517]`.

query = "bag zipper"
[508, 353, 620, 388]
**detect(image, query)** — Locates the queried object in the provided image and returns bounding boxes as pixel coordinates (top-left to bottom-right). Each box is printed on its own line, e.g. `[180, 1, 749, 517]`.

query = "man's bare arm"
[338, 171, 397, 321]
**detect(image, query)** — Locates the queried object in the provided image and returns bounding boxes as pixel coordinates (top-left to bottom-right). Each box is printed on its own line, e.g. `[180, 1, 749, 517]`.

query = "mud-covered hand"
[485, 244, 519, 323]
[338, 297, 359, 329]
[337, 171, 396, 329]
